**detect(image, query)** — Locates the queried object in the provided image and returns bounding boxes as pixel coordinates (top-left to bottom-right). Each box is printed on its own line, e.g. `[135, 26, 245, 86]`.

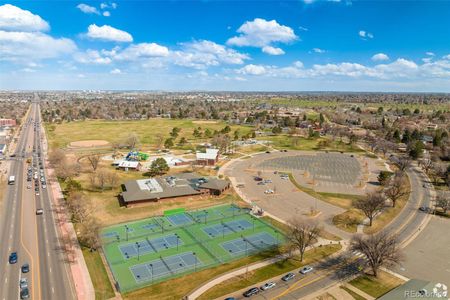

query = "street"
[0, 102, 74, 300]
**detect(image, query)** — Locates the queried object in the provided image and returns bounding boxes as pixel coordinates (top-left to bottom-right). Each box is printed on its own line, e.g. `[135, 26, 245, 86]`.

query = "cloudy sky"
[1, 1, 450, 91]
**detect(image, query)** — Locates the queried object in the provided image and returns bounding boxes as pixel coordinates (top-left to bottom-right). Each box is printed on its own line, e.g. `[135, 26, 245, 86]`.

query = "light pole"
[136, 241, 140, 261]
[125, 225, 129, 241]
[275, 230, 279, 245]
[193, 252, 197, 272]
[149, 263, 153, 284]
[222, 222, 225, 238]
[175, 233, 179, 251]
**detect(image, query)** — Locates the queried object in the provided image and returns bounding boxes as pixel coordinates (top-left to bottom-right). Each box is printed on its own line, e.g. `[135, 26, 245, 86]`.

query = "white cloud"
[86, 24, 133, 42]
[371, 53, 389, 61]
[100, 3, 108, 9]
[238, 64, 267, 75]
[298, 26, 309, 31]
[172, 40, 249, 69]
[103, 11, 111, 17]
[0, 4, 49, 32]
[77, 3, 100, 15]
[422, 57, 432, 63]
[0, 30, 76, 62]
[312, 48, 326, 53]
[110, 68, 121, 74]
[114, 43, 169, 60]
[359, 30, 374, 39]
[426, 52, 435, 56]
[227, 18, 297, 54]
[21, 68, 36, 73]
[74, 49, 112, 64]
[262, 46, 285, 55]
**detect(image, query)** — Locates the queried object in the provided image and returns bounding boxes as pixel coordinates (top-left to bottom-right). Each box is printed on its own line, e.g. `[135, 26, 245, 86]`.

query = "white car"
[264, 189, 274, 194]
[260, 282, 276, 291]
[19, 278, 28, 289]
[300, 266, 314, 274]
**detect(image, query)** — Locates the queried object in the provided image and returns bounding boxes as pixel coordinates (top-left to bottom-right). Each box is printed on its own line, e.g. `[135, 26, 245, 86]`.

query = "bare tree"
[155, 133, 164, 150]
[87, 154, 101, 172]
[66, 192, 92, 224]
[435, 195, 449, 214]
[354, 191, 386, 226]
[78, 217, 101, 251]
[125, 132, 139, 149]
[108, 171, 119, 188]
[419, 158, 433, 174]
[49, 149, 66, 167]
[287, 218, 321, 262]
[395, 156, 411, 172]
[88, 172, 97, 187]
[96, 168, 109, 191]
[350, 231, 403, 277]
[385, 174, 408, 207]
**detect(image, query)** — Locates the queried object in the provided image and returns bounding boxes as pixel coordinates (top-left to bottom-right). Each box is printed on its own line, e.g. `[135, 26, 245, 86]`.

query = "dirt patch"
[192, 120, 219, 124]
[69, 140, 110, 148]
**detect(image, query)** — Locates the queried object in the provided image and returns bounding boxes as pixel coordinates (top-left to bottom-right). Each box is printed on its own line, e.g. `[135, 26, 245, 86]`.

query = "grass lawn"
[332, 209, 365, 233]
[82, 248, 115, 300]
[364, 175, 411, 234]
[349, 270, 405, 298]
[340, 286, 367, 300]
[198, 244, 342, 300]
[45, 119, 253, 149]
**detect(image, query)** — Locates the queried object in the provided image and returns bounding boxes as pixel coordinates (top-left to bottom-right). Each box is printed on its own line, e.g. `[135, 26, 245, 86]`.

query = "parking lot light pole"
[125, 225, 129, 241]
[175, 233, 179, 251]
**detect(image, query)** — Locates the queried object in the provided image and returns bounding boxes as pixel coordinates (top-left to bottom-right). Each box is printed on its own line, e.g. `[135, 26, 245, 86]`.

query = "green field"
[45, 119, 253, 149]
[101, 204, 285, 292]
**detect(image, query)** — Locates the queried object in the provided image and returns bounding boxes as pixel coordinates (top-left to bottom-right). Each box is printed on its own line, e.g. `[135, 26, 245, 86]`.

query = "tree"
[149, 158, 169, 176]
[170, 127, 181, 138]
[66, 192, 92, 224]
[378, 171, 394, 186]
[87, 154, 101, 172]
[49, 149, 66, 167]
[395, 156, 411, 172]
[350, 231, 403, 277]
[179, 137, 187, 145]
[78, 217, 101, 251]
[435, 195, 449, 214]
[125, 133, 139, 149]
[95, 168, 110, 191]
[408, 141, 424, 159]
[287, 218, 321, 262]
[272, 126, 282, 134]
[155, 133, 164, 149]
[385, 174, 408, 207]
[164, 138, 174, 149]
[354, 192, 386, 226]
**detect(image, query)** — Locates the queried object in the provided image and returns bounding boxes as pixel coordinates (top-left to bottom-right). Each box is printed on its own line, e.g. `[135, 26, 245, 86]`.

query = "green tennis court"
[101, 204, 286, 292]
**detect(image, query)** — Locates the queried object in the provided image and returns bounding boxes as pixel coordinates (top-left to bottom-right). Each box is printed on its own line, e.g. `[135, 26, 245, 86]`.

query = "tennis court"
[130, 252, 201, 282]
[101, 204, 285, 292]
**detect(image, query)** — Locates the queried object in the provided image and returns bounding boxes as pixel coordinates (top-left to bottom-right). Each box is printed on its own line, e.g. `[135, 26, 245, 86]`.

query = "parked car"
[300, 266, 314, 274]
[264, 179, 272, 183]
[36, 209, 44, 215]
[21, 263, 30, 273]
[264, 189, 274, 194]
[257, 182, 265, 186]
[9, 252, 18, 264]
[260, 282, 276, 290]
[243, 287, 259, 297]
[281, 272, 295, 281]
[20, 287, 29, 299]
[19, 278, 28, 290]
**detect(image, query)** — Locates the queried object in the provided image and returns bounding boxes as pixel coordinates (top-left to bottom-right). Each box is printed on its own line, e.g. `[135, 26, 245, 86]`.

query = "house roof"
[121, 172, 229, 203]
[196, 148, 219, 160]
[378, 279, 438, 300]
[118, 161, 140, 168]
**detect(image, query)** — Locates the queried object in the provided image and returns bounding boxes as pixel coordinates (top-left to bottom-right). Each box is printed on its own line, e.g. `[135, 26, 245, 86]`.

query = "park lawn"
[332, 209, 365, 233]
[340, 286, 367, 300]
[198, 244, 342, 300]
[45, 118, 253, 149]
[349, 270, 405, 298]
[82, 248, 115, 300]
[236, 144, 269, 154]
[364, 174, 411, 234]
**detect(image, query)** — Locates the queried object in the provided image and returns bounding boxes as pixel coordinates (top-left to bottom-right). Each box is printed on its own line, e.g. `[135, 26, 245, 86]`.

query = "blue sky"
[1, 1, 450, 91]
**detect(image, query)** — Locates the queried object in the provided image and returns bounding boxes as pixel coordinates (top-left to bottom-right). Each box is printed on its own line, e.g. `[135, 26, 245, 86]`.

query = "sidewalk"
[41, 121, 95, 300]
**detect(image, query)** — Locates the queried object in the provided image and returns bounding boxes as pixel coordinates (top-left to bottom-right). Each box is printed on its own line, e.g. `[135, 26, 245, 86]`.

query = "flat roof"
[121, 172, 228, 203]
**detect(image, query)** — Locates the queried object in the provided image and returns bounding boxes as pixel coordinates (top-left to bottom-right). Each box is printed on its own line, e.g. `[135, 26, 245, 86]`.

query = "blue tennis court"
[102, 231, 118, 238]
[202, 219, 253, 238]
[221, 232, 278, 257]
[129, 252, 202, 283]
[119, 233, 183, 259]
[166, 213, 193, 226]
[142, 223, 160, 231]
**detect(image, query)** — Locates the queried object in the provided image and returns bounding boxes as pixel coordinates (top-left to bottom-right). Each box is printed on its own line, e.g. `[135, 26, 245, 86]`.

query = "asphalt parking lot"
[394, 216, 450, 287]
[225, 152, 350, 239]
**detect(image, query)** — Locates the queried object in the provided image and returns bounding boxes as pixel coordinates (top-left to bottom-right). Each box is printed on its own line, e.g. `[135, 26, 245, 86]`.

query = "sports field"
[101, 204, 285, 292]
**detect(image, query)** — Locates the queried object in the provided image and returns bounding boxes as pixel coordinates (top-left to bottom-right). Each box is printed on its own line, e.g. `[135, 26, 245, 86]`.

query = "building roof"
[121, 172, 229, 203]
[196, 148, 219, 160]
[118, 161, 140, 168]
[378, 279, 440, 300]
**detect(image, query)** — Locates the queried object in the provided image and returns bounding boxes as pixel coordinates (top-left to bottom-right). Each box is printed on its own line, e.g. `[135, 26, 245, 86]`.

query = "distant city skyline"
[1, 1, 450, 92]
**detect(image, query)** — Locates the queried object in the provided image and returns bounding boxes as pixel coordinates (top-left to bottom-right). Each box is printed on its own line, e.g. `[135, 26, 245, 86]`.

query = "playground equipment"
[126, 150, 149, 161]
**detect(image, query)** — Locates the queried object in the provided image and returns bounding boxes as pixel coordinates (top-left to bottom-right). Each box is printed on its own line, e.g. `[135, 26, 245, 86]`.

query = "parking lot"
[225, 151, 351, 238]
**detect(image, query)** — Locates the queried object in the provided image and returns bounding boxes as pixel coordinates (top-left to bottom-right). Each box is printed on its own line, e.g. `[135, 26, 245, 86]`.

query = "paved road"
[221, 155, 433, 300]
[0, 102, 74, 300]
